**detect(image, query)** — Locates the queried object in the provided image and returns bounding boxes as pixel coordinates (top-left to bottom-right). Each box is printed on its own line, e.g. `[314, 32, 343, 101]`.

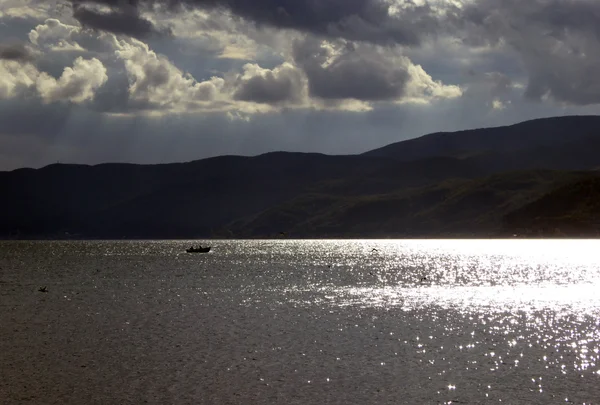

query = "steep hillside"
[502, 175, 600, 237]
[224, 170, 585, 238]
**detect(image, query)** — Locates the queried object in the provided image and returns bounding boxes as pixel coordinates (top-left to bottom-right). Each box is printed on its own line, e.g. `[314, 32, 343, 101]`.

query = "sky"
[2, 0, 600, 170]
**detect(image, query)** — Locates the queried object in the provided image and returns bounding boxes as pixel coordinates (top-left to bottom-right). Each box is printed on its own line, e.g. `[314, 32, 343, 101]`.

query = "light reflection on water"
[3, 239, 600, 404]
[266, 239, 600, 311]
[314, 282, 600, 312]
[264, 240, 600, 403]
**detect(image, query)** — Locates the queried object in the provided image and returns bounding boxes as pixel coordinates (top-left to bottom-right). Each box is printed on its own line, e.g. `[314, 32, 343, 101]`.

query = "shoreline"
[2, 235, 599, 241]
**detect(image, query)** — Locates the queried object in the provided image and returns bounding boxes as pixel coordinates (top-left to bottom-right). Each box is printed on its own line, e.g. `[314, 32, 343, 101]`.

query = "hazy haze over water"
[1, 240, 600, 404]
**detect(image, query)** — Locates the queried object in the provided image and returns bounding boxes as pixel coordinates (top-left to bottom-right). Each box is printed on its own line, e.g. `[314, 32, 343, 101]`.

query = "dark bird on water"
[38, 286, 48, 292]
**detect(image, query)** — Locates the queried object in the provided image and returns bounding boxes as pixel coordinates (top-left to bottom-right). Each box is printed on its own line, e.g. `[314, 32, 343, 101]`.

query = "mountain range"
[3, 115, 600, 239]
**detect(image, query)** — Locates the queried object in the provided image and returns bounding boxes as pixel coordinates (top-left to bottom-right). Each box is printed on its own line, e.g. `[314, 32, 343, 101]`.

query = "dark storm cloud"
[87, 73, 132, 113]
[71, 3, 170, 39]
[0, 43, 34, 62]
[461, 0, 600, 41]
[465, 71, 512, 97]
[234, 64, 305, 104]
[459, 0, 600, 105]
[293, 38, 409, 101]
[67, 0, 442, 45]
[184, 0, 437, 44]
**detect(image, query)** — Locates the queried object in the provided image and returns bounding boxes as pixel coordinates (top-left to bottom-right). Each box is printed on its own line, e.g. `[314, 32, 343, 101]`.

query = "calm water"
[1, 240, 600, 404]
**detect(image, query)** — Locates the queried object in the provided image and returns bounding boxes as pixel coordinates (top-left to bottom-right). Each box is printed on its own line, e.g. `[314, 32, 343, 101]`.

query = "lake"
[1, 240, 600, 404]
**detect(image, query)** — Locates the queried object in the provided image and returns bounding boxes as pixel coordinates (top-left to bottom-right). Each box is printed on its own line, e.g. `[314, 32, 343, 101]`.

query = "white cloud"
[0, 56, 107, 103]
[233, 62, 307, 105]
[492, 99, 506, 110]
[0, 60, 38, 99]
[0, 0, 61, 20]
[29, 18, 114, 55]
[113, 37, 226, 112]
[293, 37, 461, 106]
[4, 12, 464, 116]
[29, 18, 78, 47]
[402, 63, 463, 104]
[147, 6, 301, 61]
[36, 56, 107, 103]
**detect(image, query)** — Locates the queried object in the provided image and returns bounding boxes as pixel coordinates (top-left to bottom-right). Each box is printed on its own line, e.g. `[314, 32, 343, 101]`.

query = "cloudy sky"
[2, 0, 600, 170]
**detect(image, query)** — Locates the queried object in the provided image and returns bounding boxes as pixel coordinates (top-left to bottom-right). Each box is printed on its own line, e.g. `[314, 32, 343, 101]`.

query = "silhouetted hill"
[226, 170, 586, 238]
[502, 175, 600, 237]
[3, 115, 600, 238]
[363, 115, 600, 162]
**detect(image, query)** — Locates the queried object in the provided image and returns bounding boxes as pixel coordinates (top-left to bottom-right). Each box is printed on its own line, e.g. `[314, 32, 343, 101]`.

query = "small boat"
[186, 246, 211, 253]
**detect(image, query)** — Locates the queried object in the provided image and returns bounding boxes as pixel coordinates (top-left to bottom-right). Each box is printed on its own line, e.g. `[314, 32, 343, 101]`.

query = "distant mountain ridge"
[3, 115, 600, 238]
[363, 115, 600, 161]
